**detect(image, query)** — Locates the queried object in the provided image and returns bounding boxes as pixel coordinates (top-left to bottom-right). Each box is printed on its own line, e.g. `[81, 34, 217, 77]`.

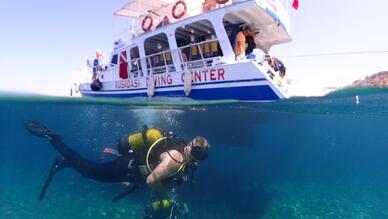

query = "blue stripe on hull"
[82, 85, 279, 101]
[188, 85, 279, 100]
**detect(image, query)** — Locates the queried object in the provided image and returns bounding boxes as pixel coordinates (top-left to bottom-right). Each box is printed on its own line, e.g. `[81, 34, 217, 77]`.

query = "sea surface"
[1, 87, 388, 219]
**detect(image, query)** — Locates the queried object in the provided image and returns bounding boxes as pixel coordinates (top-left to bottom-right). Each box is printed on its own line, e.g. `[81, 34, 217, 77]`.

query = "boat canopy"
[114, 0, 176, 18]
[114, 0, 208, 18]
[114, 0, 230, 19]
[114, 0, 291, 52]
[223, 1, 292, 52]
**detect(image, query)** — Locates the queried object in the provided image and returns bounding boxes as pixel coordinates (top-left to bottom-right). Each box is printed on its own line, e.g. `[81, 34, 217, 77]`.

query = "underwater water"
[1, 87, 388, 219]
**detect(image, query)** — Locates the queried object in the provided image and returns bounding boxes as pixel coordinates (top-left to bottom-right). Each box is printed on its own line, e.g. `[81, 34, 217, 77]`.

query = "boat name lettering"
[149, 74, 173, 86]
[115, 79, 140, 89]
[182, 68, 225, 82]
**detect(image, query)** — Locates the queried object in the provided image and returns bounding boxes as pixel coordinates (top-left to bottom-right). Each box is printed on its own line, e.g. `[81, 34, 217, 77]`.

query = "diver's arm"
[146, 150, 183, 193]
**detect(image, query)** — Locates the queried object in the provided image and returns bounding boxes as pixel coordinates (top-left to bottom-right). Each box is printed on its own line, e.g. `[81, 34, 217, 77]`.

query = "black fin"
[38, 156, 70, 202]
[24, 121, 52, 138]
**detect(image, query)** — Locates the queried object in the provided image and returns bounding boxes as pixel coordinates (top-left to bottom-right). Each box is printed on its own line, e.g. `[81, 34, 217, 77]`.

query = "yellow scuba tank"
[127, 128, 164, 153]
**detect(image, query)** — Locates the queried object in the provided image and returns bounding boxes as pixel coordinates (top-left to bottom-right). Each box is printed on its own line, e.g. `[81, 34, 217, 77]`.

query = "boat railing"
[127, 38, 223, 78]
[177, 38, 223, 70]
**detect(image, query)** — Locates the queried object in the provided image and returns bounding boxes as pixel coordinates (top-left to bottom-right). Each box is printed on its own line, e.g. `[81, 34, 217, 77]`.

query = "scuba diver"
[24, 121, 210, 210]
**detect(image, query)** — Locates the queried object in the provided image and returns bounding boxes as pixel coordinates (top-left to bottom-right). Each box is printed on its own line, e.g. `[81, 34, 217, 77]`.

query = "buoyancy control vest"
[124, 127, 187, 180]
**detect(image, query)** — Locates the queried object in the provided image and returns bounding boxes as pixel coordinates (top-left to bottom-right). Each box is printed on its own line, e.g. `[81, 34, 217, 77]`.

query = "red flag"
[119, 51, 128, 79]
[292, 0, 299, 10]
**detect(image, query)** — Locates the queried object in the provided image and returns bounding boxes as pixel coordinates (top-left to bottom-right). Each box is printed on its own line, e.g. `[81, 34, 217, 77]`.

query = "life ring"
[172, 0, 187, 19]
[216, 0, 229, 4]
[142, 16, 153, 32]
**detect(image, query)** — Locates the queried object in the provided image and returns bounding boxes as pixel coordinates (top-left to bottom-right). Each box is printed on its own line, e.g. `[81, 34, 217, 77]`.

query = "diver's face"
[190, 142, 210, 161]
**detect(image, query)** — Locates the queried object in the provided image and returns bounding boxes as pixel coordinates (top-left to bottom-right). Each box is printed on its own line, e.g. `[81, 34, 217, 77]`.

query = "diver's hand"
[24, 121, 53, 138]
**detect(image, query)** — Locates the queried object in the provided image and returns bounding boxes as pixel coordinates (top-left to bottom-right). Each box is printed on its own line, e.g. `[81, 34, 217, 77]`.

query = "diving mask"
[191, 144, 209, 161]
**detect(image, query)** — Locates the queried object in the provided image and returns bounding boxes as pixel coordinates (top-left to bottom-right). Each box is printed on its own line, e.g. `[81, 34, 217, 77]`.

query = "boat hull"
[78, 62, 285, 101]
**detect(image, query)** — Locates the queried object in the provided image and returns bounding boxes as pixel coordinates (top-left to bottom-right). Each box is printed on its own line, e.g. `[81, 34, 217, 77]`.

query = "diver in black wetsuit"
[24, 121, 138, 202]
[47, 134, 135, 182]
[24, 121, 210, 207]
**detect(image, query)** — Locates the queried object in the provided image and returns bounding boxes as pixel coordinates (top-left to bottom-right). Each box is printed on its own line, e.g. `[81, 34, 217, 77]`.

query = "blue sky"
[0, 0, 387, 96]
[272, 0, 388, 95]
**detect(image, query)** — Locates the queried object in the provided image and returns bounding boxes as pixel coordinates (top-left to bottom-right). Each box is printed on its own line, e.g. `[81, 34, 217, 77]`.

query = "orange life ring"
[172, 0, 187, 19]
[216, 0, 229, 4]
[142, 16, 153, 32]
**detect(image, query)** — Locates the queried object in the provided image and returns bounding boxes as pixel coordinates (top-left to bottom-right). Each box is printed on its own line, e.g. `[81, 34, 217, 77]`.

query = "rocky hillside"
[352, 71, 388, 87]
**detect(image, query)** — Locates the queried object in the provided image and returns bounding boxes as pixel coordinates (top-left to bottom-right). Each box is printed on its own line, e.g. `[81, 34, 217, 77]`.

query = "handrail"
[94, 38, 224, 81]
[125, 38, 222, 78]
[176, 38, 222, 70]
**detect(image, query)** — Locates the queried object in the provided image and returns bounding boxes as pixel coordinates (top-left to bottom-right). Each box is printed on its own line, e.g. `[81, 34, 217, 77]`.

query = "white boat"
[73, 0, 292, 101]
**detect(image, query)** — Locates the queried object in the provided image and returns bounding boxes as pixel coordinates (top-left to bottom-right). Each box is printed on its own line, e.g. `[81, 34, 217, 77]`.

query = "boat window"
[144, 33, 174, 75]
[130, 46, 142, 77]
[175, 19, 223, 69]
[110, 54, 118, 66]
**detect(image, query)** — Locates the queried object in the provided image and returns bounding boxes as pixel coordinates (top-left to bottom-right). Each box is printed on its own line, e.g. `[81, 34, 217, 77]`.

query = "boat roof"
[114, 0, 292, 52]
[114, 0, 178, 18]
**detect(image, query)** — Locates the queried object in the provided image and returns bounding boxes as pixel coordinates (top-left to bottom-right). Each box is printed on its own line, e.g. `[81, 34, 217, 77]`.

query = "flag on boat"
[292, 0, 299, 10]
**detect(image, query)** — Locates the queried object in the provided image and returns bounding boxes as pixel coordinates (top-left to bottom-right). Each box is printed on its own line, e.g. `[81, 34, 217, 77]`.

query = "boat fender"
[183, 70, 192, 96]
[147, 77, 155, 97]
[216, 0, 229, 4]
[142, 16, 153, 32]
[172, 0, 187, 19]
[90, 79, 102, 91]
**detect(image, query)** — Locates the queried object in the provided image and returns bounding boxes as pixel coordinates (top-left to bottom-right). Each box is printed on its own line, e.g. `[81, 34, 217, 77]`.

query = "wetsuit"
[48, 134, 136, 183]
[39, 132, 187, 202]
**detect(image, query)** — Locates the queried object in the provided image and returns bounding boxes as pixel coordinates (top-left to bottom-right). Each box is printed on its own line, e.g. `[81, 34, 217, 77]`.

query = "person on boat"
[266, 55, 286, 75]
[92, 50, 103, 80]
[234, 26, 255, 60]
[24, 121, 210, 203]
[264, 54, 286, 83]
[245, 31, 257, 60]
